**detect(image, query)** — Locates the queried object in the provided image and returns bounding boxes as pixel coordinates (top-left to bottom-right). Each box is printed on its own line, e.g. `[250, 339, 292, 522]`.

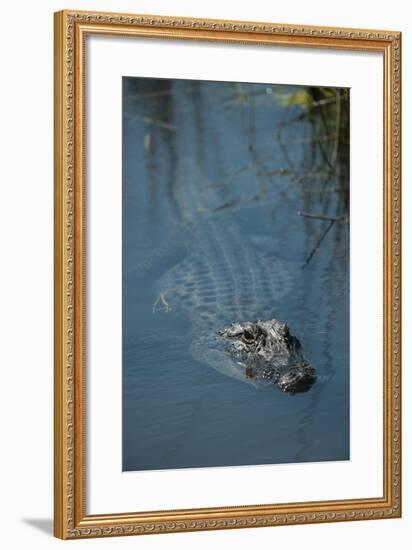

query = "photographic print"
[122, 77, 350, 472]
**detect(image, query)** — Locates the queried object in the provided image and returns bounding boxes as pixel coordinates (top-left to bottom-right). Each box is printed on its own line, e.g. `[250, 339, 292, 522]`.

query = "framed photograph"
[54, 9, 402, 539]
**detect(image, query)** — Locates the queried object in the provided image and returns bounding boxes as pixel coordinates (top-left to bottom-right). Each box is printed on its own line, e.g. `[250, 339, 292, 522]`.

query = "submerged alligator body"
[153, 163, 316, 394]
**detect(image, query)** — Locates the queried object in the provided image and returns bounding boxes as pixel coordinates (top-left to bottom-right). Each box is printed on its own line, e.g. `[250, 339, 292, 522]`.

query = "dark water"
[122, 77, 349, 471]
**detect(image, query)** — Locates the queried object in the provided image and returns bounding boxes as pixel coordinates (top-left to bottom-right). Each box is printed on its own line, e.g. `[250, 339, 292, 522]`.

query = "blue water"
[122, 78, 349, 471]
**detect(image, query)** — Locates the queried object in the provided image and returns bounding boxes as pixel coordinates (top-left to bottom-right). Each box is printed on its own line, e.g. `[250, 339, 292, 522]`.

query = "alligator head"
[219, 319, 316, 394]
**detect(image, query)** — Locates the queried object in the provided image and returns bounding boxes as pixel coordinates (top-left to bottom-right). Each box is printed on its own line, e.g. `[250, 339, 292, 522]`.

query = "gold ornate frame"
[54, 9, 402, 540]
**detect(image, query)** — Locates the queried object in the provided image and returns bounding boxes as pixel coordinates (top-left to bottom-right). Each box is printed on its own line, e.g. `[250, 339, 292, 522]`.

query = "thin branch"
[298, 211, 347, 223]
[303, 220, 335, 268]
[201, 155, 273, 191]
[264, 169, 334, 178]
[276, 130, 294, 170]
[298, 209, 348, 267]
[330, 90, 341, 168]
[126, 113, 177, 131]
[124, 84, 198, 101]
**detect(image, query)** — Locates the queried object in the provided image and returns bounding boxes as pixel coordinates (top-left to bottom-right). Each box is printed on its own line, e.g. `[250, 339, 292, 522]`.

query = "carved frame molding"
[54, 10, 401, 539]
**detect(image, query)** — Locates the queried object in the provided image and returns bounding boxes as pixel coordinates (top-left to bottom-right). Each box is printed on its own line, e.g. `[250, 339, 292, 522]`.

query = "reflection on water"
[122, 77, 349, 471]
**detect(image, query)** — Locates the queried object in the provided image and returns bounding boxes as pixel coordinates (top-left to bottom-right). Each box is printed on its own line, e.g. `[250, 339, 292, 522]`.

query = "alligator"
[219, 319, 316, 394]
[153, 162, 317, 395]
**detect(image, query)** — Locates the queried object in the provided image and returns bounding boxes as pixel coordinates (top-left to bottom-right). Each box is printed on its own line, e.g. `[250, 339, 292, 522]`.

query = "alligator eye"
[243, 330, 253, 341]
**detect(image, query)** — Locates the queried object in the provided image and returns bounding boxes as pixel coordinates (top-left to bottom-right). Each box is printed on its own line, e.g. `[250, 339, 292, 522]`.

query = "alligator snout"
[278, 363, 316, 394]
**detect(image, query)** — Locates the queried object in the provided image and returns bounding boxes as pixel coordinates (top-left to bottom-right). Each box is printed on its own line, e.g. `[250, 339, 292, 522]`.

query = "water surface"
[122, 77, 349, 471]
